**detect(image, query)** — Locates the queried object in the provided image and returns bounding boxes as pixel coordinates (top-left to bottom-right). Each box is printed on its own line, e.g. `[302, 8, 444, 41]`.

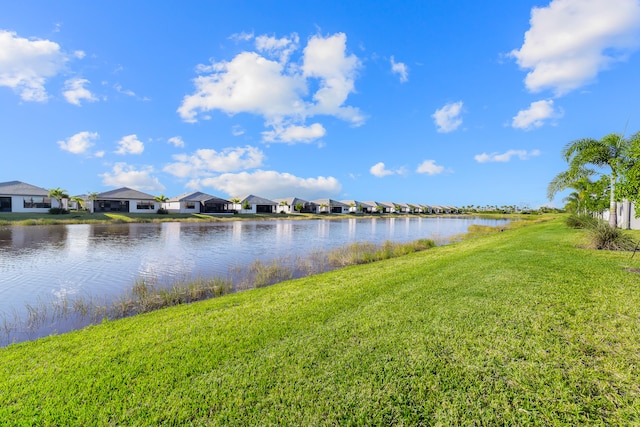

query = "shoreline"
[0, 210, 532, 227]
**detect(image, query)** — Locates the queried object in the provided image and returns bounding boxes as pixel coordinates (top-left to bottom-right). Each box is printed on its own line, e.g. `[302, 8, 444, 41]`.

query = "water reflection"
[0, 217, 509, 345]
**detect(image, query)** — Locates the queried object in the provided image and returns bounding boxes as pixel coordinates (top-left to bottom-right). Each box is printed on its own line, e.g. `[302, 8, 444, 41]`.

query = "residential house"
[272, 197, 318, 214]
[340, 200, 374, 214]
[165, 192, 232, 214]
[363, 201, 385, 214]
[396, 202, 411, 214]
[378, 202, 397, 214]
[93, 187, 159, 213]
[311, 198, 350, 214]
[231, 194, 277, 214]
[0, 181, 63, 213]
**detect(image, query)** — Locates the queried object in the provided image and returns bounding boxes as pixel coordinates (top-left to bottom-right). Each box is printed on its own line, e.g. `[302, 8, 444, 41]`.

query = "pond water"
[0, 216, 509, 345]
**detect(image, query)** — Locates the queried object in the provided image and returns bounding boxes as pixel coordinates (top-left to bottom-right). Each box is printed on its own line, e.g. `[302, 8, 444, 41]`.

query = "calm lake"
[0, 216, 508, 345]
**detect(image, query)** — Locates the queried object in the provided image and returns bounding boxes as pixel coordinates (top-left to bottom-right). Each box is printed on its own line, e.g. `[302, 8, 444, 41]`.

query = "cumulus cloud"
[510, 0, 640, 95]
[416, 160, 445, 175]
[0, 30, 69, 102]
[57, 131, 99, 155]
[163, 145, 265, 178]
[390, 56, 408, 82]
[432, 101, 464, 133]
[262, 122, 326, 143]
[194, 170, 342, 200]
[370, 162, 396, 177]
[178, 32, 363, 143]
[168, 136, 185, 147]
[63, 78, 97, 106]
[512, 99, 562, 130]
[100, 163, 165, 192]
[474, 149, 541, 163]
[115, 134, 145, 155]
[255, 33, 299, 63]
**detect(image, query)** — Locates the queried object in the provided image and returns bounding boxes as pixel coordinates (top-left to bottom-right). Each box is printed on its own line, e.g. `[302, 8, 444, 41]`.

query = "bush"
[566, 214, 599, 229]
[157, 208, 169, 215]
[586, 222, 637, 251]
[48, 208, 69, 215]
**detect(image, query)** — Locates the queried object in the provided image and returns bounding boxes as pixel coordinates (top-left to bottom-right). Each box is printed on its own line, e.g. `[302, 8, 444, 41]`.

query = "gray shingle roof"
[96, 187, 156, 200]
[167, 191, 229, 203]
[234, 194, 277, 205]
[0, 181, 49, 196]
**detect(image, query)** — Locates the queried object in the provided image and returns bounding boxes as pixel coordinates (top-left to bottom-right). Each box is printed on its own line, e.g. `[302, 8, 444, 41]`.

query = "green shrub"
[157, 208, 169, 215]
[586, 222, 637, 251]
[48, 208, 69, 215]
[566, 214, 598, 229]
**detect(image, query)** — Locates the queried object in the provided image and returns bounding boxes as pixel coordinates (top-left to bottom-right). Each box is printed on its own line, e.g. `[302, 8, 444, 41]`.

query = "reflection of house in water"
[0, 226, 68, 251]
[275, 222, 293, 243]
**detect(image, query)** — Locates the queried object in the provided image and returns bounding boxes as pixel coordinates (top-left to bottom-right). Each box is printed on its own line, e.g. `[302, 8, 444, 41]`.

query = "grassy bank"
[1, 218, 639, 424]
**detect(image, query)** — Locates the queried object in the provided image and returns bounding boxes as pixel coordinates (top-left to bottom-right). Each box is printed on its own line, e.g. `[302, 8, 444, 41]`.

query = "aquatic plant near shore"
[1, 236, 439, 346]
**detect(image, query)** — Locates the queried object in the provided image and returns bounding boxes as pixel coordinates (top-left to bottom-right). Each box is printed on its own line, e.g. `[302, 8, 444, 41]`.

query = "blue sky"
[1, 0, 639, 208]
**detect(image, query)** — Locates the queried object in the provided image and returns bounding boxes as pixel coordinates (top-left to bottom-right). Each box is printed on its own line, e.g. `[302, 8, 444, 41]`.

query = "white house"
[341, 200, 375, 214]
[272, 197, 318, 214]
[93, 187, 160, 213]
[0, 181, 64, 213]
[231, 195, 277, 214]
[311, 198, 350, 214]
[165, 192, 232, 214]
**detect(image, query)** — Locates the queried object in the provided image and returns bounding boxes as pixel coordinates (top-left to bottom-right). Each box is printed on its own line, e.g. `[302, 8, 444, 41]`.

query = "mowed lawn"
[1, 218, 639, 425]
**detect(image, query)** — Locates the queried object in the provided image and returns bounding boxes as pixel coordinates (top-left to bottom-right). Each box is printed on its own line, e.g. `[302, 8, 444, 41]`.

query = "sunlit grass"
[1, 218, 639, 424]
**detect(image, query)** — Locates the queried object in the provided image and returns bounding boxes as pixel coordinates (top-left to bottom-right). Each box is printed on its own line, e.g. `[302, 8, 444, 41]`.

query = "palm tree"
[548, 133, 632, 228]
[70, 196, 84, 211]
[48, 187, 69, 210]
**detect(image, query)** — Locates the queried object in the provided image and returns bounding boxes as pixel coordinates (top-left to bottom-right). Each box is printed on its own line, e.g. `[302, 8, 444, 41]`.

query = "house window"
[136, 201, 155, 210]
[23, 197, 51, 209]
[0, 197, 11, 212]
[185, 201, 196, 209]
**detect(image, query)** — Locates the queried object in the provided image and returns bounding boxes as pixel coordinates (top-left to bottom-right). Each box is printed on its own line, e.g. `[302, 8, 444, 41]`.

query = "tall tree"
[615, 132, 640, 217]
[48, 187, 69, 210]
[548, 133, 632, 228]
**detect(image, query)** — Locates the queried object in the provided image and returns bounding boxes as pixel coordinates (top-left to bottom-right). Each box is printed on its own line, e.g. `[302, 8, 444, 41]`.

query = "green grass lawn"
[1, 218, 639, 425]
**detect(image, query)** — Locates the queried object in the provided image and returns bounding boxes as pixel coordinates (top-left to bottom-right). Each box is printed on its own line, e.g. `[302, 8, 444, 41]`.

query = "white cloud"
[63, 78, 97, 106]
[302, 33, 364, 124]
[390, 56, 408, 82]
[255, 33, 299, 63]
[370, 162, 395, 177]
[115, 134, 145, 155]
[432, 101, 464, 133]
[57, 131, 99, 155]
[168, 136, 185, 148]
[512, 99, 562, 130]
[416, 160, 444, 175]
[100, 163, 165, 192]
[194, 170, 342, 200]
[114, 83, 136, 97]
[178, 51, 307, 122]
[262, 122, 326, 143]
[232, 125, 245, 136]
[0, 30, 69, 102]
[474, 149, 541, 163]
[178, 32, 364, 142]
[510, 0, 640, 95]
[163, 145, 265, 178]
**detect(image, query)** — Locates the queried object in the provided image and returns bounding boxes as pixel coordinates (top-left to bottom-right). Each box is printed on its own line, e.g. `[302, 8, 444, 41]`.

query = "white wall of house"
[128, 200, 160, 213]
[232, 203, 256, 214]
[165, 201, 201, 214]
[5, 195, 63, 213]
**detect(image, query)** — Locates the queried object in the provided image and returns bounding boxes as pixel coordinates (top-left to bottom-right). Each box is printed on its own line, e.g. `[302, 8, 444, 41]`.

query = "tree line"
[548, 130, 640, 228]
